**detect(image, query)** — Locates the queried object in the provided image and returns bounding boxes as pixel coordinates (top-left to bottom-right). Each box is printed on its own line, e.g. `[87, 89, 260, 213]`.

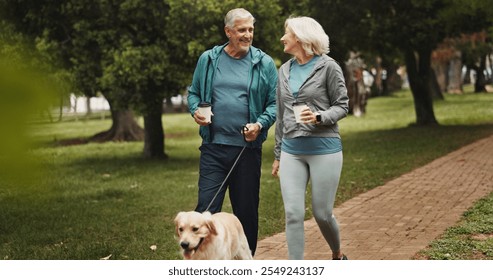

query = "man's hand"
[193, 109, 211, 126]
[242, 122, 261, 142]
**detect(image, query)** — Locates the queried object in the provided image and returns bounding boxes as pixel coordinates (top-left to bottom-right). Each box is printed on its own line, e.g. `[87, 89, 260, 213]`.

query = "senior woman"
[272, 16, 349, 260]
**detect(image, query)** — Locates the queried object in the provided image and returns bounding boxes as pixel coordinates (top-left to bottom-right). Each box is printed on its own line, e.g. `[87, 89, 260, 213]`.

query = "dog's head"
[174, 211, 217, 259]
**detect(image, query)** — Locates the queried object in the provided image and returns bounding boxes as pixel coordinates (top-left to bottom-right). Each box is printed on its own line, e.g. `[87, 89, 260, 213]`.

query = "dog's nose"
[180, 241, 190, 249]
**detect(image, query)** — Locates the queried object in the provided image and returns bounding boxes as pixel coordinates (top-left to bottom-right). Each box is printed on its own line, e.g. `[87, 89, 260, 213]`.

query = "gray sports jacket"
[274, 54, 349, 160]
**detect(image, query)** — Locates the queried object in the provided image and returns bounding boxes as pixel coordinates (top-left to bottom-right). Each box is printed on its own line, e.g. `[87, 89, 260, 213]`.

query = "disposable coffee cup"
[197, 102, 212, 123]
[292, 102, 309, 123]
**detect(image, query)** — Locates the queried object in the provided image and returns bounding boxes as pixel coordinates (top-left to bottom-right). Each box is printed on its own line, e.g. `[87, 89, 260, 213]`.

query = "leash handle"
[241, 125, 249, 142]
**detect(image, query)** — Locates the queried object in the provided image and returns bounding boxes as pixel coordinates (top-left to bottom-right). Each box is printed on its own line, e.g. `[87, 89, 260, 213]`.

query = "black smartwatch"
[315, 113, 322, 123]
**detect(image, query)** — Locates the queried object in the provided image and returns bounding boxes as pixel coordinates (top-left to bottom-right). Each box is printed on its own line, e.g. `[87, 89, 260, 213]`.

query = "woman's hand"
[300, 107, 318, 124]
[272, 159, 280, 177]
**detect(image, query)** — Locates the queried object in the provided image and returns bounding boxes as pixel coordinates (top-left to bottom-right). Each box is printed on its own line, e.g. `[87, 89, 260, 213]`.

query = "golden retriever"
[174, 211, 252, 260]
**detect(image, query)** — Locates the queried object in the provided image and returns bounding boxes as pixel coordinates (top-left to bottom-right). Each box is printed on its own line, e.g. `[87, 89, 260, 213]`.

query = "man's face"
[225, 18, 254, 56]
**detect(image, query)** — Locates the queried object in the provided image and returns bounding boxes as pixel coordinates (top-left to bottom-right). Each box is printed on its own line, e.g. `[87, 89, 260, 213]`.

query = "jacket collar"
[282, 54, 333, 75]
[209, 43, 265, 65]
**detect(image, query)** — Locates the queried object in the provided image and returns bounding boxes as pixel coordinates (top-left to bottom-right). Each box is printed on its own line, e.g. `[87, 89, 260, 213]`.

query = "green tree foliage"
[5, 0, 489, 150]
[309, 0, 493, 126]
[1, 0, 147, 145]
[166, 0, 284, 68]
[1, 0, 287, 158]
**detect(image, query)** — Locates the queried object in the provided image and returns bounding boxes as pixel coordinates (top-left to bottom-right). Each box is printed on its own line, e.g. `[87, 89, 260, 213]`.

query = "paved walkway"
[255, 134, 493, 260]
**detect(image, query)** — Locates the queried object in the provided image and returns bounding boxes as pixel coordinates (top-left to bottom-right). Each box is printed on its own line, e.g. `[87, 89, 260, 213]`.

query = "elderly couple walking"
[187, 8, 349, 260]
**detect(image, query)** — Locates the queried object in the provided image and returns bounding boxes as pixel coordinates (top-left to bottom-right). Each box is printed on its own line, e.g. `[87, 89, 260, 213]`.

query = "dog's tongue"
[183, 249, 195, 259]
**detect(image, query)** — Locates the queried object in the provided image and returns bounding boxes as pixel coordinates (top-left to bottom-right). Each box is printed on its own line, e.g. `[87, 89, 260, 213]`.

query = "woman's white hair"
[224, 8, 255, 28]
[285, 16, 330, 55]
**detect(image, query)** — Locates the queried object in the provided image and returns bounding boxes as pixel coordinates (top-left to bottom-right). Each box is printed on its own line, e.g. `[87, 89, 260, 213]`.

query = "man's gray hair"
[224, 8, 255, 28]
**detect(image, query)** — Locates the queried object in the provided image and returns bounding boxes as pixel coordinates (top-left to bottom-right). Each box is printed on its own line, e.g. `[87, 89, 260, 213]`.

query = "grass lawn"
[415, 191, 493, 260]
[1, 88, 493, 260]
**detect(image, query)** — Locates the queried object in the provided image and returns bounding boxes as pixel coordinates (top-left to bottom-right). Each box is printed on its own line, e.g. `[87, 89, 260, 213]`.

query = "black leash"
[204, 125, 249, 212]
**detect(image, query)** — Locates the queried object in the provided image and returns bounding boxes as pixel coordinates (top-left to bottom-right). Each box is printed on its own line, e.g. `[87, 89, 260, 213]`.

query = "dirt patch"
[412, 251, 429, 260]
[470, 233, 493, 241]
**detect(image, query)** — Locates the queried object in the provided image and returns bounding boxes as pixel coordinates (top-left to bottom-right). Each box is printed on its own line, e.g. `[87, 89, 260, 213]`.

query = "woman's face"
[280, 27, 300, 55]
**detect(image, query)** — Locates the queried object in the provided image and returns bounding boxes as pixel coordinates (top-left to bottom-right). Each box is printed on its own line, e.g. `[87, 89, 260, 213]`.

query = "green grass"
[1, 88, 493, 260]
[415, 192, 493, 260]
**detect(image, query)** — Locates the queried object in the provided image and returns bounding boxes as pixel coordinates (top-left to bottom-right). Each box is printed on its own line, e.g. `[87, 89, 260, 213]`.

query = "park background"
[1, 0, 493, 260]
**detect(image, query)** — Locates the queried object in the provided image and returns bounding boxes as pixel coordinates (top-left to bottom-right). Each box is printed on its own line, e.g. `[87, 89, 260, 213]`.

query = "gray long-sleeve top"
[274, 54, 349, 160]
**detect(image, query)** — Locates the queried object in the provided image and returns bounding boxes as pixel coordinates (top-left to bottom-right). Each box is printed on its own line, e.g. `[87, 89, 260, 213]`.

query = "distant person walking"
[272, 16, 349, 260]
[187, 8, 277, 256]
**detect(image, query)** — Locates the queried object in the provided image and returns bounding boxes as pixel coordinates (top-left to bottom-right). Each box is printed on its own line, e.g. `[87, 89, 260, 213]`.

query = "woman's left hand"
[300, 108, 317, 124]
[272, 160, 280, 177]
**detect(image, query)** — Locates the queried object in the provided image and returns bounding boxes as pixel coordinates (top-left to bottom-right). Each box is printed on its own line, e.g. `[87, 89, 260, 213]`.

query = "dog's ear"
[203, 211, 217, 235]
[174, 212, 185, 236]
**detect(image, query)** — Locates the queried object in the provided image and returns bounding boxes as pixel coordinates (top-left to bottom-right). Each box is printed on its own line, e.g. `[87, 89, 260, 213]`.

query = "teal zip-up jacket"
[188, 43, 277, 148]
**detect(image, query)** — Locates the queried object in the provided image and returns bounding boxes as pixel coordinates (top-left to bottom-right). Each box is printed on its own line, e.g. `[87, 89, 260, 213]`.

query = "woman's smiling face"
[280, 27, 301, 56]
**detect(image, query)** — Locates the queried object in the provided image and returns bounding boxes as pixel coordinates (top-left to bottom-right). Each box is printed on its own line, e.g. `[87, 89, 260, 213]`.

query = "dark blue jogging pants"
[195, 143, 262, 256]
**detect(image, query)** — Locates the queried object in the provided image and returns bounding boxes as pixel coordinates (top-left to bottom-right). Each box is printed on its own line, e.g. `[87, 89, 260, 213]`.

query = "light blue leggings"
[279, 151, 343, 259]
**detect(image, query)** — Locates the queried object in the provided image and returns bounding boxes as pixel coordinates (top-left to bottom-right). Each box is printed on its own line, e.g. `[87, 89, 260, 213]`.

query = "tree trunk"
[57, 94, 63, 122]
[143, 103, 167, 159]
[473, 54, 487, 93]
[447, 50, 463, 94]
[404, 48, 439, 126]
[431, 59, 447, 94]
[85, 96, 92, 118]
[342, 63, 354, 114]
[89, 109, 144, 142]
[428, 68, 444, 100]
[373, 56, 384, 96]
